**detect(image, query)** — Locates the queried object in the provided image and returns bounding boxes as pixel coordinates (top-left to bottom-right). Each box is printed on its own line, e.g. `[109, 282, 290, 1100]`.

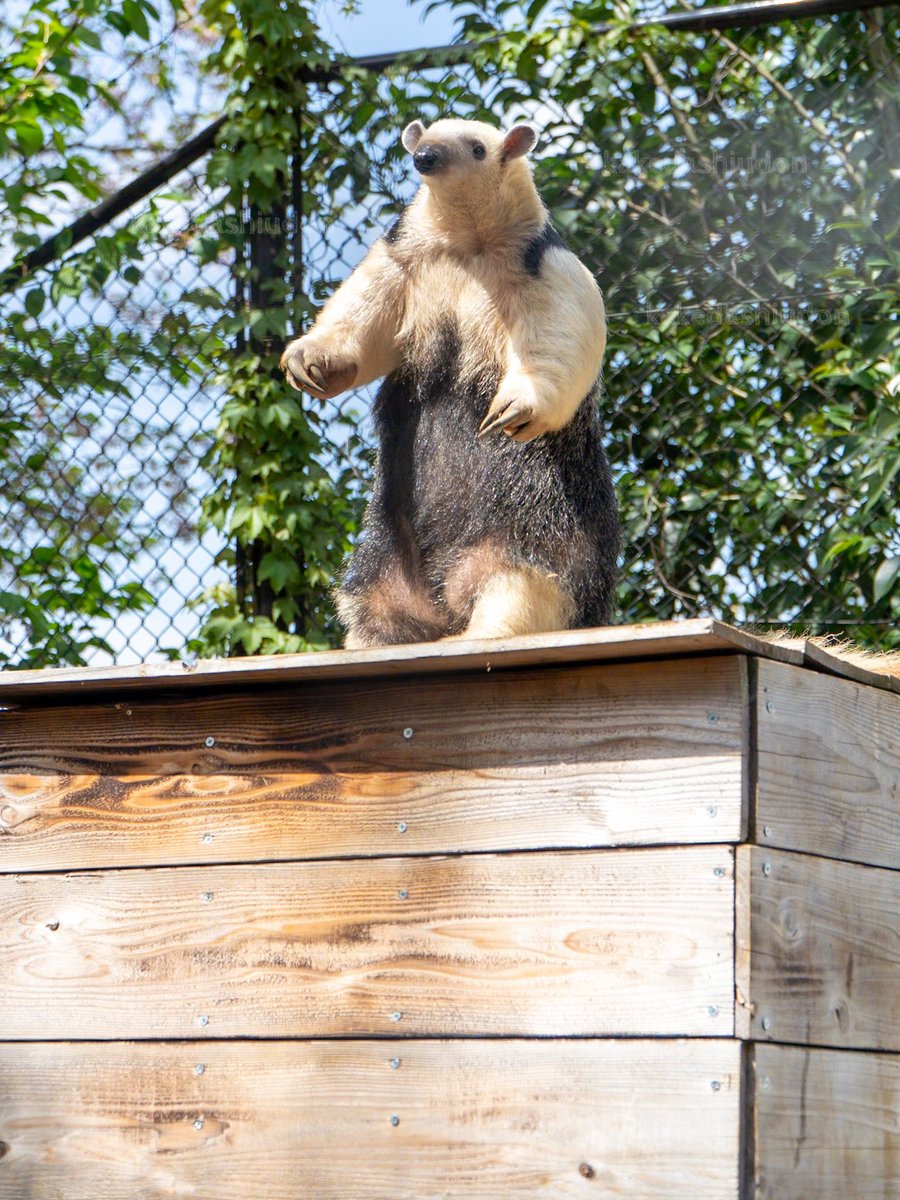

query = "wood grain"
[753, 1044, 900, 1199]
[0, 616, 804, 702]
[0, 657, 747, 871]
[755, 659, 900, 869]
[739, 847, 900, 1051]
[0, 847, 736, 1040]
[0, 1039, 743, 1200]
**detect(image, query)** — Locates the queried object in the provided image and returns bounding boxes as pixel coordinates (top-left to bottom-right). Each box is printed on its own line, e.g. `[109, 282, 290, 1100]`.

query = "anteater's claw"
[478, 402, 513, 438]
[307, 363, 326, 391]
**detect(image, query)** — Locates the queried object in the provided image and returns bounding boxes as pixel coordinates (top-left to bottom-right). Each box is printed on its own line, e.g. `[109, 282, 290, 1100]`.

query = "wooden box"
[0, 619, 897, 1198]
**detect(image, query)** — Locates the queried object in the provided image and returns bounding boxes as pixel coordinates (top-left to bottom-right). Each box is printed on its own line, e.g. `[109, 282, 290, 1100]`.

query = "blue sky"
[316, 0, 461, 56]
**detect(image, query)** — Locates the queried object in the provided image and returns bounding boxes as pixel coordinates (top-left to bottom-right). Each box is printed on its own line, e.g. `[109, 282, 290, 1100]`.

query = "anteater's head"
[401, 118, 539, 219]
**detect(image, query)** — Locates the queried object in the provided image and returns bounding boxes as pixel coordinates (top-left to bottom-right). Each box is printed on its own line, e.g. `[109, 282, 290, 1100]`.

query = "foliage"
[185, 0, 371, 655]
[346, 0, 900, 644]
[0, 0, 205, 667]
[1, 0, 897, 667]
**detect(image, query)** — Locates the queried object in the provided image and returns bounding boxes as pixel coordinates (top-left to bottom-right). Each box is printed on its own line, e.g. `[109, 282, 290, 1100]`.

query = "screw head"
[713, 866, 726, 878]
[402, 727, 413, 740]
[390, 1011, 403, 1023]
[202, 892, 213, 903]
[397, 821, 408, 834]
[762, 861, 772, 876]
[761, 1076, 771, 1090]
[710, 1080, 721, 1092]
[398, 889, 409, 900]
[390, 1114, 400, 1127]
[765, 699, 775, 713]
[205, 736, 215, 748]
[707, 805, 718, 818]
[707, 712, 719, 724]
[763, 825, 772, 838]
[197, 1015, 209, 1027]
[761, 1016, 771, 1032]
[202, 833, 214, 845]
[390, 1058, 401, 1070]
[193, 1118, 204, 1131]
[708, 1006, 719, 1018]
[194, 1064, 205, 1075]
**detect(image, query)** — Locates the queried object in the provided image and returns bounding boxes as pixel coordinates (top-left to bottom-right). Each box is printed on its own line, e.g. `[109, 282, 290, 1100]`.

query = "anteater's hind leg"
[335, 566, 447, 648]
[442, 543, 575, 640]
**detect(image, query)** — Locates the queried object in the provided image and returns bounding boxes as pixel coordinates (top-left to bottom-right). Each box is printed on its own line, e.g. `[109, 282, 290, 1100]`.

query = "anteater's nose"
[413, 145, 441, 175]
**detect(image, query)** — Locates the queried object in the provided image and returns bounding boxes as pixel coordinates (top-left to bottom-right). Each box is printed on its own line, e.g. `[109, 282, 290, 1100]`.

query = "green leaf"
[873, 558, 900, 604]
[24, 288, 45, 318]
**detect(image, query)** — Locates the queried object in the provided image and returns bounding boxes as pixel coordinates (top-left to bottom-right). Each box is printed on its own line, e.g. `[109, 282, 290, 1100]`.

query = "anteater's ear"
[402, 121, 426, 153]
[501, 123, 537, 161]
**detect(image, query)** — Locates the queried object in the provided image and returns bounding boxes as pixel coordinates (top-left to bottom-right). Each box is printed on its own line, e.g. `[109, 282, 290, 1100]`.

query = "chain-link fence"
[2, 0, 898, 666]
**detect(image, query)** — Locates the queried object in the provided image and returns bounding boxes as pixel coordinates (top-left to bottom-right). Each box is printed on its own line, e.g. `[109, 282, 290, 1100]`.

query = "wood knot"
[578, 1162, 595, 1179]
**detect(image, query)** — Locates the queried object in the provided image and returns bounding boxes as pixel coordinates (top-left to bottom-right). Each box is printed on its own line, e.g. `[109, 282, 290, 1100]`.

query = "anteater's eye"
[472, 143, 486, 160]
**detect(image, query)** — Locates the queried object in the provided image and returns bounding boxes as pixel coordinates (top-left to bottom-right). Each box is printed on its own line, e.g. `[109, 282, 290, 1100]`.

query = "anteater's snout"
[413, 144, 443, 175]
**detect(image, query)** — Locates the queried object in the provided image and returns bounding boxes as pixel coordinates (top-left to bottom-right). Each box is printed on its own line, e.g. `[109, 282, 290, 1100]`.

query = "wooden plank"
[0, 657, 748, 871]
[753, 1044, 899, 1199]
[755, 659, 900, 868]
[803, 637, 900, 696]
[739, 847, 900, 1051]
[0, 1039, 743, 1200]
[0, 617, 800, 702]
[0, 847, 736, 1040]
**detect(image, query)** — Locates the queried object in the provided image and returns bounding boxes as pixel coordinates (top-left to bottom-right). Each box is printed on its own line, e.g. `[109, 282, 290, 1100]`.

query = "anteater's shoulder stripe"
[384, 211, 407, 245]
[522, 223, 566, 276]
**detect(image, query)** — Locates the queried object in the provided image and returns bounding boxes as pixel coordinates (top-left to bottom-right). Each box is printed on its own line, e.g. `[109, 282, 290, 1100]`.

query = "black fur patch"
[522, 223, 566, 276]
[384, 212, 407, 245]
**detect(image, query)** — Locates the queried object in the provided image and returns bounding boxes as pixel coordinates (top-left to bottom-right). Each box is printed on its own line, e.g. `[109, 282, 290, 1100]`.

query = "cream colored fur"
[281, 118, 606, 442]
[459, 567, 574, 639]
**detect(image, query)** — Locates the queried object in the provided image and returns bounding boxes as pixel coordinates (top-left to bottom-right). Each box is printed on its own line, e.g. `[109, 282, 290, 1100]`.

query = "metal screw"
[710, 1080, 721, 1092]
[763, 825, 772, 838]
[390, 1058, 401, 1070]
[205, 736, 215, 748]
[202, 892, 213, 903]
[707, 806, 718, 818]
[762, 861, 772, 876]
[713, 866, 726, 877]
[193, 1119, 204, 1131]
[390, 1115, 400, 1127]
[707, 712, 719, 724]
[197, 1015, 209, 1027]
[761, 1016, 771, 1032]
[708, 1006, 719, 1018]
[397, 822, 408, 834]
[402, 727, 413, 740]
[398, 889, 409, 900]
[202, 833, 214, 845]
[765, 699, 775, 713]
[390, 1011, 403, 1023]
[761, 1076, 771, 1090]
[194, 1064, 206, 1075]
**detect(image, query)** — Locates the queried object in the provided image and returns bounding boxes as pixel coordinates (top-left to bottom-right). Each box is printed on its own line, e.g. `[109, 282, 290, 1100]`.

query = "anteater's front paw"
[478, 381, 557, 443]
[280, 336, 357, 400]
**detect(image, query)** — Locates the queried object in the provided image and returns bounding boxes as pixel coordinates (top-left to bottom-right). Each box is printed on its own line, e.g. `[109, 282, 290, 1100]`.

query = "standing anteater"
[281, 118, 620, 647]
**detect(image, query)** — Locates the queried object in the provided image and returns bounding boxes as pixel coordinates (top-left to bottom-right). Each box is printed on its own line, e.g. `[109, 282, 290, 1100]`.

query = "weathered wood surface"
[0, 1039, 743, 1200]
[0, 616, 805, 701]
[756, 660, 900, 869]
[753, 1044, 900, 1199]
[0, 847, 735, 1040]
[740, 847, 900, 1051]
[0, 657, 747, 871]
